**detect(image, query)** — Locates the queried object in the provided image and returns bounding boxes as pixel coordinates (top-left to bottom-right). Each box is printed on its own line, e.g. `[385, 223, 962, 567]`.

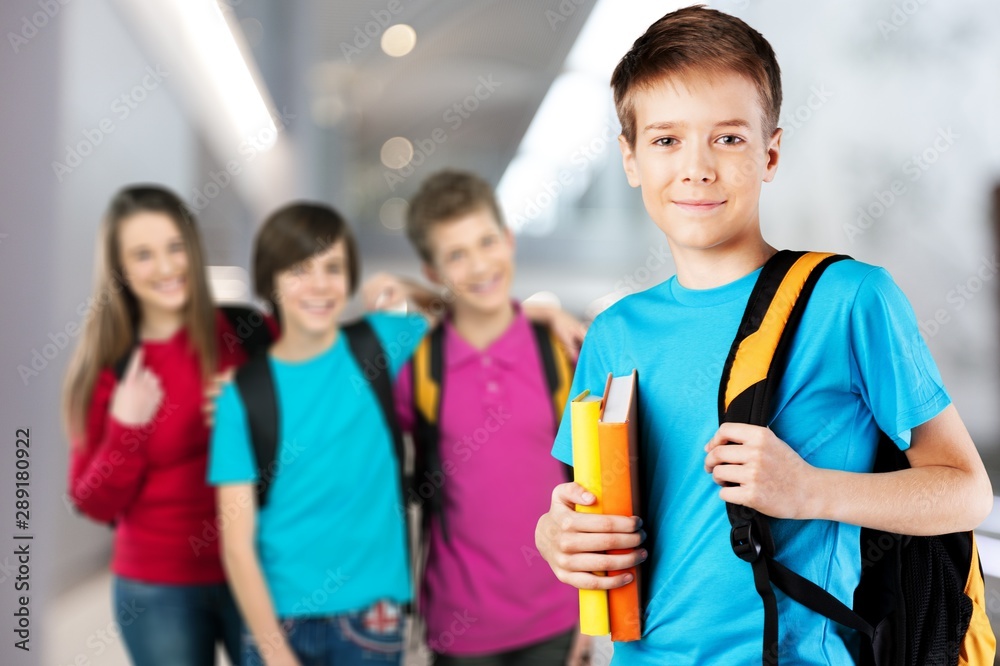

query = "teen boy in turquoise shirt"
[535, 6, 993, 665]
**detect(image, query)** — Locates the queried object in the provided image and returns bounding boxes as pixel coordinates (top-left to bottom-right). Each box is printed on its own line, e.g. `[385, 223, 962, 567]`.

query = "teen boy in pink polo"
[391, 170, 587, 664]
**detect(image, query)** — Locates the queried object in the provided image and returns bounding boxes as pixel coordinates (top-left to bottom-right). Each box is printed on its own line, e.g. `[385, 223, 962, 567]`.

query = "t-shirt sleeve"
[366, 312, 430, 379]
[552, 318, 610, 466]
[849, 267, 951, 450]
[208, 381, 258, 484]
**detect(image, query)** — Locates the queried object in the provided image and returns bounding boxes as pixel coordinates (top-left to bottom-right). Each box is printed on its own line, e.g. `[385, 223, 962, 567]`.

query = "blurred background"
[2, 0, 1000, 663]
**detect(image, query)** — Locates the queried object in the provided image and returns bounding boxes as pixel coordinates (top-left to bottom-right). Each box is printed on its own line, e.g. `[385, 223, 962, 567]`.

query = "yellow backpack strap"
[412, 333, 440, 426]
[528, 321, 573, 423]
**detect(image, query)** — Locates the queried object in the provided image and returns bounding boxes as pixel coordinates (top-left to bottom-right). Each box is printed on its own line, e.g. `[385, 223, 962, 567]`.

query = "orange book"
[598, 370, 642, 642]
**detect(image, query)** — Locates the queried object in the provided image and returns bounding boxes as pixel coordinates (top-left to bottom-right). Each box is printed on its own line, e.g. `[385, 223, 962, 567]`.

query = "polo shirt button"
[482, 356, 492, 367]
[487, 381, 499, 393]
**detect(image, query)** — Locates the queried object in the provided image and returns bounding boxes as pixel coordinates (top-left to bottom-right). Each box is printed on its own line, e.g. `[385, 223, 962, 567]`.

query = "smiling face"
[272, 240, 349, 342]
[118, 211, 190, 320]
[619, 70, 781, 259]
[424, 207, 515, 319]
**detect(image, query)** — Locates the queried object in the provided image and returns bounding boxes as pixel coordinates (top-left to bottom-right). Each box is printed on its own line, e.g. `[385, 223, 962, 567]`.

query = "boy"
[209, 202, 427, 665]
[534, 6, 992, 665]
[389, 170, 588, 664]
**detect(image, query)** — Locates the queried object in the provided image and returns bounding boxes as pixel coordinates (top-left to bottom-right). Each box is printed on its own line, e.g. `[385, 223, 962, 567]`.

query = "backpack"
[233, 318, 406, 511]
[721, 250, 995, 666]
[411, 320, 573, 540]
[113, 304, 274, 379]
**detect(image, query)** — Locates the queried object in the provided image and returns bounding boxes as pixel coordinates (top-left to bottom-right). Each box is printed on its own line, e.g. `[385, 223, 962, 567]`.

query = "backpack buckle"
[731, 523, 762, 563]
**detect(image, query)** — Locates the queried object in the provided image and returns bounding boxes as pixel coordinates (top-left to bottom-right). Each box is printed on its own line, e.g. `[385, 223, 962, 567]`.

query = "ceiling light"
[381, 24, 417, 57]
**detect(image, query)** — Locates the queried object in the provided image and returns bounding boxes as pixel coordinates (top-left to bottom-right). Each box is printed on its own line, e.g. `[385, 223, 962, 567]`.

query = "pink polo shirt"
[395, 307, 578, 656]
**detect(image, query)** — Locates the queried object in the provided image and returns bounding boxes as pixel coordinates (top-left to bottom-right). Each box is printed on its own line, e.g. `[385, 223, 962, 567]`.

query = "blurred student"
[210, 203, 427, 666]
[377, 170, 590, 665]
[64, 185, 267, 665]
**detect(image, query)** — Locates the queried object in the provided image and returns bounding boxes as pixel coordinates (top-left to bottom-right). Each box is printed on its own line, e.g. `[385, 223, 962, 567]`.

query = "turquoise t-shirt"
[209, 312, 428, 618]
[552, 260, 951, 665]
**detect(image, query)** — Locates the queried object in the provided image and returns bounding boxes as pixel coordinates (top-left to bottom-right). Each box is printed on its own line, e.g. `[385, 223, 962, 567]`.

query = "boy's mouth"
[300, 299, 335, 315]
[467, 273, 503, 294]
[673, 199, 726, 214]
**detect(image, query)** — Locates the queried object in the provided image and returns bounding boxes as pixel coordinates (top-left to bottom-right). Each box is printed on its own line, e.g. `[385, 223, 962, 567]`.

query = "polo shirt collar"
[442, 301, 528, 369]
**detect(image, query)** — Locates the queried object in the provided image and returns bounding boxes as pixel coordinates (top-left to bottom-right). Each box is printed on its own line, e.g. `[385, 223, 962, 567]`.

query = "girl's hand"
[203, 368, 235, 429]
[110, 349, 163, 426]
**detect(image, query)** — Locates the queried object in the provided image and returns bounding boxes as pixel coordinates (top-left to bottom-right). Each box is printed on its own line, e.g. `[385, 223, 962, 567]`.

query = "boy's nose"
[681, 145, 717, 184]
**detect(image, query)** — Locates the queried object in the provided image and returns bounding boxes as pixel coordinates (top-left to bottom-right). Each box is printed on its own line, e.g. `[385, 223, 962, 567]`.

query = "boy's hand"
[704, 423, 816, 519]
[361, 272, 409, 310]
[522, 303, 587, 361]
[202, 368, 235, 429]
[535, 482, 646, 590]
[566, 631, 593, 666]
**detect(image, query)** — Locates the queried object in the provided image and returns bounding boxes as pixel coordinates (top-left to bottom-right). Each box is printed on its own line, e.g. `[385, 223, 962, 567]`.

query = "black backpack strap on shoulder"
[342, 319, 408, 498]
[720, 250, 871, 665]
[412, 323, 448, 541]
[234, 352, 279, 509]
[529, 321, 574, 482]
[220, 304, 274, 357]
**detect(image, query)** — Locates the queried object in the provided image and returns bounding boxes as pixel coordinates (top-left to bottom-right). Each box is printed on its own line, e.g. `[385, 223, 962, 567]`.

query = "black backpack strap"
[342, 319, 408, 499]
[234, 352, 279, 508]
[720, 251, 873, 665]
[412, 324, 448, 541]
[529, 321, 575, 482]
[220, 304, 274, 357]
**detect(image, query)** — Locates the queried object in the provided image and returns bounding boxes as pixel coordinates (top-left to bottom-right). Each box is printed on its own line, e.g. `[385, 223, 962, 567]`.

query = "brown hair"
[62, 185, 217, 439]
[406, 169, 505, 264]
[253, 202, 359, 319]
[611, 5, 782, 147]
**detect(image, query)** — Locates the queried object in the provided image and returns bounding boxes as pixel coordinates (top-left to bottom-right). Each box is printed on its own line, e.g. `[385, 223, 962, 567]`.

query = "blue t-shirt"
[209, 312, 428, 618]
[552, 260, 951, 665]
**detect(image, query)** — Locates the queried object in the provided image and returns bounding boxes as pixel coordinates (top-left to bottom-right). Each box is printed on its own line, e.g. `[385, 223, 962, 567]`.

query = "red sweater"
[68, 309, 272, 584]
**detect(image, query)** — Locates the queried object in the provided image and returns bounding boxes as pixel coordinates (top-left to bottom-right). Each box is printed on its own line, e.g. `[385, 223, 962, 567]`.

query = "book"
[599, 370, 642, 642]
[571, 388, 610, 636]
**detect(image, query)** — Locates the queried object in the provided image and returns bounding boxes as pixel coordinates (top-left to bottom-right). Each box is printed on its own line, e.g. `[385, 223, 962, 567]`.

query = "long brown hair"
[62, 185, 217, 440]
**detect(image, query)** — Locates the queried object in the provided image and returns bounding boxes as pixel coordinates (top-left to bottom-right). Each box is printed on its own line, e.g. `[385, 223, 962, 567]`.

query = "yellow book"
[571, 387, 610, 636]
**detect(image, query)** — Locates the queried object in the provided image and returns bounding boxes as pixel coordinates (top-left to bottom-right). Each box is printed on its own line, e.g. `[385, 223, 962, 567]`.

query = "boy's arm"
[703, 404, 993, 535]
[218, 483, 301, 666]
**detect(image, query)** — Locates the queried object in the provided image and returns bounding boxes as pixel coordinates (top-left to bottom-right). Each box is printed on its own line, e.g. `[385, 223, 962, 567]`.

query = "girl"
[64, 185, 268, 665]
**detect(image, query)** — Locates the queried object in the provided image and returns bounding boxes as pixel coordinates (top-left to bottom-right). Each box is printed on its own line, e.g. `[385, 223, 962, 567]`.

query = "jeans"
[431, 629, 576, 666]
[113, 575, 242, 666]
[242, 600, 405, 666]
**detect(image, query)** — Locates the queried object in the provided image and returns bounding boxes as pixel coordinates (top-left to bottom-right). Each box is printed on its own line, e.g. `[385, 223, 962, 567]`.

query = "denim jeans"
[113, 575, 241, 666]
[242, 600, 405, 666]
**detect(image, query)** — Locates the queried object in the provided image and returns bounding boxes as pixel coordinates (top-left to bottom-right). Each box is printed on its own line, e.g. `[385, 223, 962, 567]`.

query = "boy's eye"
[654, 137, 677, 147]
[482, 235, 497, 247]
[134, 249, 151, 261]
[446, 249, 466, 263]
[169, 241, 186, 253]
[326, 262, 343, 274]
[716, 135, 745, 145]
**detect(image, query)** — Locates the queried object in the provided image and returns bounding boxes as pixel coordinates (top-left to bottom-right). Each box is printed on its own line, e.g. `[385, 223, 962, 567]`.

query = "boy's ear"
[762, 127, 783, 183]
[618, 134, 641, 188]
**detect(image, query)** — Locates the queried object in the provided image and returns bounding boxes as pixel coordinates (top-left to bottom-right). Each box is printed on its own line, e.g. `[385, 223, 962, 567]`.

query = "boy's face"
[423, 207, 515, 319]
[273, 240, 349, 340]
[619, 71, 781, 256]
